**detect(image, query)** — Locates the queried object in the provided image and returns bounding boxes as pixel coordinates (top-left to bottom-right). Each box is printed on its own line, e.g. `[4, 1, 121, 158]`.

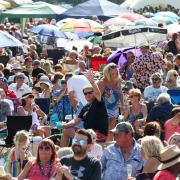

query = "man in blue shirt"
[101, 122, 144, 180]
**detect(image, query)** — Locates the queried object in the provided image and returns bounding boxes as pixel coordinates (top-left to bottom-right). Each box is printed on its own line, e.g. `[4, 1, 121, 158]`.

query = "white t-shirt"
[144, 85, 168, 101]
[67, 75, 90, 106]
[8, 83, 31, 98]
[88, 143, 103, 159]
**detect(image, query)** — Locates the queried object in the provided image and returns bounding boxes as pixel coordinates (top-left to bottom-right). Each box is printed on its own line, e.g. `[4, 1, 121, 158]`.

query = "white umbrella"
[104, 17, 134, 34]
[130, 0, 180, 10]
[102, 26, 167, 48]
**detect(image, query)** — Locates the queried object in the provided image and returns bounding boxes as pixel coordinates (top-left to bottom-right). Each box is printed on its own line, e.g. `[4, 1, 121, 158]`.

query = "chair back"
[5, 116, 32, 146]
[167, 90, 180, 105]
[35, 98, 51, 115]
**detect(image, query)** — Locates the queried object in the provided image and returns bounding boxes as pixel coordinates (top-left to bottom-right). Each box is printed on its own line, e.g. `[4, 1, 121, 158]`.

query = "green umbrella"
[88, 36, 102, 44]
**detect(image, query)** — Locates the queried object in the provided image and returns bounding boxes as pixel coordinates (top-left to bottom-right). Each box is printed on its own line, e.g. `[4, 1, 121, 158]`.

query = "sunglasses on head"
[39, 145, 51, 151]
[72, 138, 86, 146]
[84, 91, 93, 96]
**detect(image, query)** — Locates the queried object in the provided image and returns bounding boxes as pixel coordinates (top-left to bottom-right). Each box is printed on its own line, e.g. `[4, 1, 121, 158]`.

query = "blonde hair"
[103, 63, 120, 82]
[129, 88, 141, 96]
[13, 130, 29, 146]
[141, 136, 164, 159]
[42, 61, 54, 75]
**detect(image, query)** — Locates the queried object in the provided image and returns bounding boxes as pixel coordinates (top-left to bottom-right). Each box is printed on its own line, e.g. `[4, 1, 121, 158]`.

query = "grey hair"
[156, 93, 171, 105]
[165, 69, 178, 82]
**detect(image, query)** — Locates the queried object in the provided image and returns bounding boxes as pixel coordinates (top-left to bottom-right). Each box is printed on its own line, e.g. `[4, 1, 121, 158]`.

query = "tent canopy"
[1, 1, 66, 18]
[129, 0, 180, 10]
[57, 0, 129, 21]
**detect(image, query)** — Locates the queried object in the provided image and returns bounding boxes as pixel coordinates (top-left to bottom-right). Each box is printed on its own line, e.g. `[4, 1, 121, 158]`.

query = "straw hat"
[158, 145, 180, 170]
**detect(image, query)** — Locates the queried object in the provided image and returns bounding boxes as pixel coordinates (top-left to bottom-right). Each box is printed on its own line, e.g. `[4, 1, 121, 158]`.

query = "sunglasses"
[152, 78, 160, 81]
[109, 65, 117, 69]
[28, 95, 34, 99]
[39, 145, 51, 151]
[17, 76, 24, 79]
[72, 138, 86, 146]
[84, 91, 93, 96]
[130, 95, 139, 98]
[173, 74, 178, 77]
[61, 81, 67, 85]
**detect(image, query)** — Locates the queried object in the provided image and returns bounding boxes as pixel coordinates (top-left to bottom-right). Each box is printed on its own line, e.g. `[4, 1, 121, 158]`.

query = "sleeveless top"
[129, 104, 143, 126]
[102, 82, 121, 111]
[27, 161, 56, 180]
[18, 106, 40, 126]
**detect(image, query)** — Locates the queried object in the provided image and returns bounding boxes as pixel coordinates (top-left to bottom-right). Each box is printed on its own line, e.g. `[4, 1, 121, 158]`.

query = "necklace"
[38, 160, 53, 177]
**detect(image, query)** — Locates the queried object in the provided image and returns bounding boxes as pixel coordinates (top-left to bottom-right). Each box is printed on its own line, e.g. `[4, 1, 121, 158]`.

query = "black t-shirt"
[60, 155, 101, 180]
[78, 98, 108, 135]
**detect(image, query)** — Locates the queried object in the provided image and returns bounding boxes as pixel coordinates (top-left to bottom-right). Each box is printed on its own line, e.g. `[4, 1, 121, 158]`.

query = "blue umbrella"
[135, 19, 158, 26]
[29, 24, 68, 38]
[155, 11, 180, 21]
[0, 30, 23, 48]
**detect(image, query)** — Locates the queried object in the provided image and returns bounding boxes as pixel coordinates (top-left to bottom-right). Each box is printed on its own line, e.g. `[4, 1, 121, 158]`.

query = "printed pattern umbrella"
[119, 13, 146, 22]
[60, 18, 104, 33]
[102, 26, 167, 48]
[0, 30, 23, 47]
[29, 24, 68, 39]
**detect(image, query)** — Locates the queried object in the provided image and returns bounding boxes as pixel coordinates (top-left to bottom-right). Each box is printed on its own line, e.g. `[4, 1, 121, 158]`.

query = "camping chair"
[167, 90, 180, 105]
[0, 116, 32, 150]
[35, 98, 51, 115]
[47, 49, 66, 65]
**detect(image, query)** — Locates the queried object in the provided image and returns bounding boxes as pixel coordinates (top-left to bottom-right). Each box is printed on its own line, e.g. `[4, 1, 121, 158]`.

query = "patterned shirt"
[132, 52, 166, 89]
[101, 141, 144, 180]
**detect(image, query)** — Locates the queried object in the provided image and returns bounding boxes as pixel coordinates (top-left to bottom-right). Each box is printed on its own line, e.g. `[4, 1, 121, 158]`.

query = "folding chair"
[1, 116, 32, 147]
[35, 98, 51, 115]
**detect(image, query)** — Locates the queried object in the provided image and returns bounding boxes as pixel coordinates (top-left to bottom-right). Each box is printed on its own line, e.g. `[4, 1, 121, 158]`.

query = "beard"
[72, 144, 87, 157]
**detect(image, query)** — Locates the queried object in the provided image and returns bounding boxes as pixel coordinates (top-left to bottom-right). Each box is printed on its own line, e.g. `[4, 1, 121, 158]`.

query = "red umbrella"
[119, 13, 146, 22]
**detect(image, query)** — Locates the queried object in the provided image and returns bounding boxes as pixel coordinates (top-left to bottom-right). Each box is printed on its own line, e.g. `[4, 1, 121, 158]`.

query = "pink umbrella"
[119, 13, 146, 22]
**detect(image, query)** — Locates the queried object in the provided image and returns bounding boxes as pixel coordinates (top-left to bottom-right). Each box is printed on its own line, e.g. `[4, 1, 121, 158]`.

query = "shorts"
[107, 108, 119, 119]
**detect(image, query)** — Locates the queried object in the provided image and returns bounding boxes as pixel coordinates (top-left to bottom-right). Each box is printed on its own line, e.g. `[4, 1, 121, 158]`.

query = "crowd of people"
[0, 16, 179, 180]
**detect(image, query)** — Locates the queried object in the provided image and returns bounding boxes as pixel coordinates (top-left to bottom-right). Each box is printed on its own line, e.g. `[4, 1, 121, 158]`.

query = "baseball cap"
[110, 122, 134, 134]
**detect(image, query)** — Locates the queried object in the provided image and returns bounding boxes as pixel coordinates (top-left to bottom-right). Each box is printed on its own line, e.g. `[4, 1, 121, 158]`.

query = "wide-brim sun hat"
[158, 145, 180, 170]
[21, 92, 34, 99]
[36, 75, 52, 87]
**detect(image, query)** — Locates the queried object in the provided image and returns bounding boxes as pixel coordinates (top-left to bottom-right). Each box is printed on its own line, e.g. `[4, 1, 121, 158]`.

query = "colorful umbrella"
[155, 11, 179, 21]
[60, 18, 104, 33]
[0, 30, 23, 48]
[151, 16, 176, 25]
[135, 19, 158, 26]
[119, 13, 146, 22]
[167, 23, 180, 34]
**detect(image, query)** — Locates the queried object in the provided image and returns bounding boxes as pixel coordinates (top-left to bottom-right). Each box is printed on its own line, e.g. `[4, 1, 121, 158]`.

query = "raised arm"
[84, 69, 101, 102]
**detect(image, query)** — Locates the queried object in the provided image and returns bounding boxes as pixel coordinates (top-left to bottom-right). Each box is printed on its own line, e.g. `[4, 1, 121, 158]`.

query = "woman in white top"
[17, 93, 52, 138]
[87, 129, 103, 159]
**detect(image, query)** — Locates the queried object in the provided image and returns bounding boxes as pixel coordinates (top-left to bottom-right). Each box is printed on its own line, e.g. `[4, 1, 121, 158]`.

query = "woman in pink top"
[18, 139, 60, 180]
[164, 107, 180, 141]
